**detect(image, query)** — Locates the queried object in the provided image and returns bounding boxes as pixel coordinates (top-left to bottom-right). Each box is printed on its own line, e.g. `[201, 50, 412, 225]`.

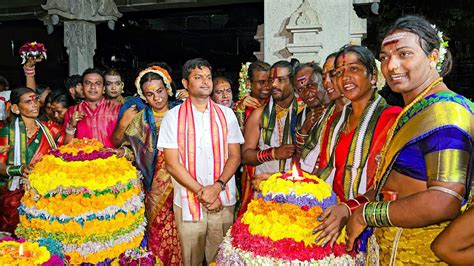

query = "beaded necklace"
[374, 77, 443, 187]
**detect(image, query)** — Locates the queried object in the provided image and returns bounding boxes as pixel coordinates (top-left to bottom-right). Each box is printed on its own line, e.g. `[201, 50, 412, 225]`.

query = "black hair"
[0, 75, 8, 91]
[35, 84, 51, 95]
[382, 15, 452, 77]
[248, 61, 270, 82]
[51, 91, 76, 109]
[104, 68, 122, 78]
[82, 68, 104, 83]
[335, 45, 377, 79]
[10, 87, 35, 105]
[212, 76, 233, 88]
[64, 75, 82, 89]
[325, 52, 338, 61]
[182, 58, 212, 80]
[271, 60, 297, 79]
[139, 72, 165, 88]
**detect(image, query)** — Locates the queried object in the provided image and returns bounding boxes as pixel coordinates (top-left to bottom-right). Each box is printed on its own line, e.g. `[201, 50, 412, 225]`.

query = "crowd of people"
[0, 15, 472, 265]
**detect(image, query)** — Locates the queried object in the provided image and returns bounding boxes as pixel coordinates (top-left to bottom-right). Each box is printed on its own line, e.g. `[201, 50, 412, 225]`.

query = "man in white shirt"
[158, 58, 244, 266]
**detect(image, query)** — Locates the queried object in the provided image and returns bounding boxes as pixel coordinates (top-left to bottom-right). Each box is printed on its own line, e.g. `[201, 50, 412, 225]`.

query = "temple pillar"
[42, 0, 122, 75]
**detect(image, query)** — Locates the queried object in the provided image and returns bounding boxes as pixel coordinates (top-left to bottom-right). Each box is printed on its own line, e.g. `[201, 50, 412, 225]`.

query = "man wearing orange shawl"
[158, 58, 244, 265]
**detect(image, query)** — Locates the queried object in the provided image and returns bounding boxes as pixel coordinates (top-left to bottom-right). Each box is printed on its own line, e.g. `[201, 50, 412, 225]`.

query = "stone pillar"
[263, 0, 378, 65]
[64, 21, 96, 75]
[42, 0, 121, 75]
[253, 24, 264, 61]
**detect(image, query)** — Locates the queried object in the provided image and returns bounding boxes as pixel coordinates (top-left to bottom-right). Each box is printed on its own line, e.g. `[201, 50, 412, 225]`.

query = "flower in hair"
[431, 24, 449, 73]
[134, 66, 173, 99]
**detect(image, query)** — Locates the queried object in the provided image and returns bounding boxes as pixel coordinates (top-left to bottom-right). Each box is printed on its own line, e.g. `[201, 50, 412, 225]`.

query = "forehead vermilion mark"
[272, 67, 278, 79]
[383, 39, 399, 47]
[382, 32, 409, 46]
[29, 95, 37, 101]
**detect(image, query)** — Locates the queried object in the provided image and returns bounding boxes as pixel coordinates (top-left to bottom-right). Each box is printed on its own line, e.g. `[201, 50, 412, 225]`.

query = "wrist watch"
[216, 179, 226, 191]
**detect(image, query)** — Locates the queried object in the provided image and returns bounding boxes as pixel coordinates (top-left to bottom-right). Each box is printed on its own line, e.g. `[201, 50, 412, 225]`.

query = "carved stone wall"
[42, 0, 121, 75]
[64, 21, 96, 75]
[263, 0, 377, 64]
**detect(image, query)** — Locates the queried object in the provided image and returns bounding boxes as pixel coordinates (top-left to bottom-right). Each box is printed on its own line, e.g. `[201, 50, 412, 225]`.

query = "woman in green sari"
[0, 87, 64, 234]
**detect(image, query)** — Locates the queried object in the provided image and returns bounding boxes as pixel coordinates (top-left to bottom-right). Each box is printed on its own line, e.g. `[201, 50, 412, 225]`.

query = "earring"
[430, 61, 436, 69]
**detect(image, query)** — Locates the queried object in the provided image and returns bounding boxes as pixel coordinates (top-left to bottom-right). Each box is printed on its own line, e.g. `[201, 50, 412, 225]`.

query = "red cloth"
[333, 106, 401, 202]
[64, 99, 121, 148]
[317, 111, 341, 171]
[0, 120, 63, 234]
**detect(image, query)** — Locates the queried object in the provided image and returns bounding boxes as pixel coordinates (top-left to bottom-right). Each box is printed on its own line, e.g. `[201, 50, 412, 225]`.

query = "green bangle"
[364, 201, 393, 227]
[7, 165, 22, 176]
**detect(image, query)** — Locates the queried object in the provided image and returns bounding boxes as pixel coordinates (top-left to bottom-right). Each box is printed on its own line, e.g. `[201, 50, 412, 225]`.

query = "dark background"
[0, 0, 472, 99]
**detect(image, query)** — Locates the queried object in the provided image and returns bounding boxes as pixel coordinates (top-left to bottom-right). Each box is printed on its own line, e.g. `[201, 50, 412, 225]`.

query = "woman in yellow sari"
[119, 66, 182, 265]
[345, 15, 473, 265]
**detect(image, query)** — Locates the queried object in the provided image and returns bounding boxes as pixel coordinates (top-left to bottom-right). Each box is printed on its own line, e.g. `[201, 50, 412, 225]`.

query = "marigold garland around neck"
[15, 138, 146, 265]
[374, 77, 443, 188]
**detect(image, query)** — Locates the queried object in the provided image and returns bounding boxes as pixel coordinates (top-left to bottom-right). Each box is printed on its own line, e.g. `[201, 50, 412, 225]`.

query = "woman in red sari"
[313, 45, 402, 246]
[118, 66, 182, 265]
[0, 87, 64, 234]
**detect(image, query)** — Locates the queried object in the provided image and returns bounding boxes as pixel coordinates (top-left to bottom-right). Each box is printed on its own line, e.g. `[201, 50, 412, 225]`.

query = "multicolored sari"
[319, 93, 401, 201]
[0, 118, 63, 234]
[123, 107, 182, 265]
[369, 92, 474, 265]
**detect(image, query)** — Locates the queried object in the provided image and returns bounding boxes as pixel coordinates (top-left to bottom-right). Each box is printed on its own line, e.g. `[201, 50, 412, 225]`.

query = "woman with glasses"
[0, 87, 64, 234]
[313, 45, 401, 247]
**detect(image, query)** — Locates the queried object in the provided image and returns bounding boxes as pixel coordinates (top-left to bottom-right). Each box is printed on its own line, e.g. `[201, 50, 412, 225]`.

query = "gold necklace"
[373, 77, 443, 185]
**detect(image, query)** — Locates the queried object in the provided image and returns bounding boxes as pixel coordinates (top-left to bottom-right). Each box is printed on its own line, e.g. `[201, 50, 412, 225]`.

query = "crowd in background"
[0, 14, 473, 266]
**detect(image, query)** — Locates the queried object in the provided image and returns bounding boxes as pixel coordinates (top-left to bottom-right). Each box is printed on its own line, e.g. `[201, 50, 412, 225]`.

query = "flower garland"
[118, 247, 158, 266]
[64, 230, 144, 264]
[16, 217, 145, 246]
[27, 155, 137, 195]
[218, 224, 362, 265]
[238, 62, 251, 100]
[19, 192, 144, 223]
[259, 172, 334, 201]
[55, 138, 103, 156]
[41, 176, 141, 199]
[431, 24, 449, 73]
[19, 42, 47, 65]
[18, 208, 145, 236]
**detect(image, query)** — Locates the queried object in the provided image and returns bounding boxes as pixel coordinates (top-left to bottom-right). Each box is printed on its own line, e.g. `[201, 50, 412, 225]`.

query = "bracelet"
[23, 66, 36, 76]
[65, 124, 76, 135]
[257, 148, 275, 164]
[6, 165, 22, 176]
[364, 201, 393, 227]
[5, 165, 11, 177]
[345, 195, 370, 215]
[428, 186, 464, 201]
[295, 130, 308, 146]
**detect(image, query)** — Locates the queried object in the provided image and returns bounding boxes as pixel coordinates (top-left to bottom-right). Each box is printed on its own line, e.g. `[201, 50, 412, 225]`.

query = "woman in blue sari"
[345, 15, 473, 264]
[119, 66, 182, 265]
